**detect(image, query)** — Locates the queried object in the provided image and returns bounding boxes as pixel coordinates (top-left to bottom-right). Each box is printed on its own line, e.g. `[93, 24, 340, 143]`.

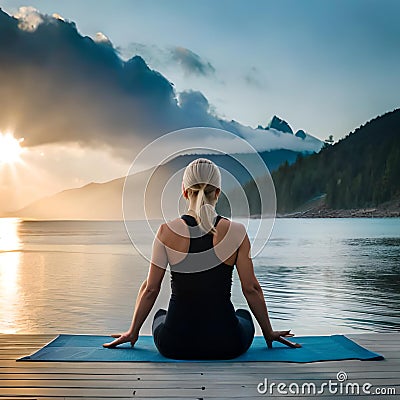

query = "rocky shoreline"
[278, 203, 400, 218]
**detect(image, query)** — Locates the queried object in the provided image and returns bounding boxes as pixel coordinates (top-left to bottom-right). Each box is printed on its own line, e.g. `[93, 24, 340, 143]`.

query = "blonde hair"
[182, 158, 221, 235]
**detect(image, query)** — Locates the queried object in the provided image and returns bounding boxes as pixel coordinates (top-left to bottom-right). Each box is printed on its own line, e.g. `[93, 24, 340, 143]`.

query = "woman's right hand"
[264, 329, 302, 349]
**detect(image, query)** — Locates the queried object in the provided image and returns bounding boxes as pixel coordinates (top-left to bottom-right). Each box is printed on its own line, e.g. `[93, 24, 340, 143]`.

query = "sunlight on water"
[0, 218, 21, 333]
[0, 218, 399, 336]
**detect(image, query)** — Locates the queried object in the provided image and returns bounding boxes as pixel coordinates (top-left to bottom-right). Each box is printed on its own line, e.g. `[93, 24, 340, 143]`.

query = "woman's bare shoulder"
[218, 217, 247, 242]
[219, 217, 246, 231]
[160, 218, 187, 237]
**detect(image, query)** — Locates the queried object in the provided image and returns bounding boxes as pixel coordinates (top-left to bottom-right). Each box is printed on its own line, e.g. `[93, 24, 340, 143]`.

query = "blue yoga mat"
[18, 334, 384, 363]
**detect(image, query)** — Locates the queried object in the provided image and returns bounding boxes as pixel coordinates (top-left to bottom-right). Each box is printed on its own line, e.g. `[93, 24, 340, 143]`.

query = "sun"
[0, 132, 24, 164]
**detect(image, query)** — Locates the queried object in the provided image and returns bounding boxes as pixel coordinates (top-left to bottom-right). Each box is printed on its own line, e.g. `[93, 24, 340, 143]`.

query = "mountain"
[10, 148, 314, 220]
[295, 129, 307, 140]
[242, 109, 400, 214]
[257, 115, 311, 141]
[13, 178, 126, 220]
[266, 115, 294, 134]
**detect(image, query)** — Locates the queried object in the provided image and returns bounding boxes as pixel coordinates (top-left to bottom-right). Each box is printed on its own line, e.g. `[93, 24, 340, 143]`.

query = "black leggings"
[152, 308, 255, 360]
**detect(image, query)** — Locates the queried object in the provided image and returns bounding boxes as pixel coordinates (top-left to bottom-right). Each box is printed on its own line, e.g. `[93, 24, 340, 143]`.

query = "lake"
[0, 217, 399, 336]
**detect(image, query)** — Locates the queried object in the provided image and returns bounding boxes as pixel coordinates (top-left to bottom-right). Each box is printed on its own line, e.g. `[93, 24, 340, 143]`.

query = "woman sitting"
[104, 158, 300, 359]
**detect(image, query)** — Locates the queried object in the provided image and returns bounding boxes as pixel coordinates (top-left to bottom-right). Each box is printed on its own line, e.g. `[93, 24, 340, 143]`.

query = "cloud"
[0, 8, 321, 161]
[170, 46, 215, 77]
[121, 42, 166, 64]
[94, 32, 113, 47]
[0, 8, 179, 151]
[177, 90, 222, 128]
[244, 66, 267, 89]
[13, 6, 43, 32]
[123, 43, 215, 77]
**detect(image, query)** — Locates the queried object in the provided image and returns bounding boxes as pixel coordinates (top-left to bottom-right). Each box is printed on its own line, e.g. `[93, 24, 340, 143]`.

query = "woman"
[103, 158, 300, 359]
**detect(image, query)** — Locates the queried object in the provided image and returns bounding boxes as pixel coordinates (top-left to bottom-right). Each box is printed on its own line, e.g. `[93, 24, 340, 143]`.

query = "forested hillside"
[237, 109, 400, 215]
[272, 109, 400, 212]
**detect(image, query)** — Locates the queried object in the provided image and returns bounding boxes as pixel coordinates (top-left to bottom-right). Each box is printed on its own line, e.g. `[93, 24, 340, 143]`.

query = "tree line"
[221, 109, 400, 215]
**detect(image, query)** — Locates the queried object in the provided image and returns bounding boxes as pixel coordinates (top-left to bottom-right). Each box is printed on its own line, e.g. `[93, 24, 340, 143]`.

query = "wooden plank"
[1, 370, 399, 380]
[1, 364, 398, 374]
[1, 361, 399, 372]
[0, 378, 399, 388]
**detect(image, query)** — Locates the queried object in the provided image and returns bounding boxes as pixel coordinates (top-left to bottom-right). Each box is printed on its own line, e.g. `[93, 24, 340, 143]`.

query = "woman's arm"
[103, 224, 168, 348]
[235, 224, 301, 349]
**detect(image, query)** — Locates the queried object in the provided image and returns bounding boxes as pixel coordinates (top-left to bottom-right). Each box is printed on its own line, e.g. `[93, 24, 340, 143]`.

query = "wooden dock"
[0, 333, 398, 399]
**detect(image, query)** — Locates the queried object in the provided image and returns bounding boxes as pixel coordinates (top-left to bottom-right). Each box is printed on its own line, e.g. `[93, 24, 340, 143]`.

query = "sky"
[2, 0, 399, 138]
[0, 0, 399, 213]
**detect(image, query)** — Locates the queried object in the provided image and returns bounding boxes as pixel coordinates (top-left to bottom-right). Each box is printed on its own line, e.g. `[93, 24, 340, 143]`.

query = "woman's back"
[161, 213, 242, 268]
[152, 214, 254, 359]
[166, 214, 238, 327]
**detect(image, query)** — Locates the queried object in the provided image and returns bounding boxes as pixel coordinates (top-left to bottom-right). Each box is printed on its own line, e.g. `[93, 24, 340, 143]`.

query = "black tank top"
[163, 214, 239, 336]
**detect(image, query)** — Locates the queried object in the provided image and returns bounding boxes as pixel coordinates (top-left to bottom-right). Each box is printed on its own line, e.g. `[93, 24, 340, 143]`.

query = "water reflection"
[0, 218, 21, 333]
[0, 218, 399, 335]
[247, 229, 400, 334]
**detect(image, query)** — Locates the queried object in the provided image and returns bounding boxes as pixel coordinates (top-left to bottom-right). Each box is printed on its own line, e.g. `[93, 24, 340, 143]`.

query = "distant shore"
[278, 203, 400, 218]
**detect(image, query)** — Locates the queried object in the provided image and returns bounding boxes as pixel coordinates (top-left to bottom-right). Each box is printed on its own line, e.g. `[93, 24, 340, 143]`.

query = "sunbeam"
[0, 132, 24, 165]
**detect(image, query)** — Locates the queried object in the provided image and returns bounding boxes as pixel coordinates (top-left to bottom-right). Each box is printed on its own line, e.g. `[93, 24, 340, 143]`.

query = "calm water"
[0, 217, 399, 336]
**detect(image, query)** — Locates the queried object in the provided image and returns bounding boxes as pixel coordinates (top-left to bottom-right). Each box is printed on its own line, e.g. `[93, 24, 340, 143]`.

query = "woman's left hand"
[103, 331, 138, 348]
